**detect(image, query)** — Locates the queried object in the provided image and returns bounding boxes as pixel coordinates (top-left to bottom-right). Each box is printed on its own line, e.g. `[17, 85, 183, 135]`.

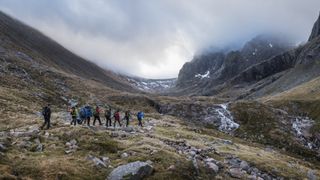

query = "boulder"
[122, 127, 134, 133]
[229, 168, 243, 179]
[307, 170, 317, 180]
[207, 162, 219, 173]
[121, 152, 129, 159]
[0, 143, 6, 152]
[240, 161, 250, 171]
[107, 161, 153, 180]
[87, 155, 107, 168]
[70, 139, 77, 146]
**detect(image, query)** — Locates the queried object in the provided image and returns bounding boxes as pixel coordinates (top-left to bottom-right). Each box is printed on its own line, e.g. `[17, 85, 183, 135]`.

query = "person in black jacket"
[105, 108, 112, 127]
[41, 104, 51, 130]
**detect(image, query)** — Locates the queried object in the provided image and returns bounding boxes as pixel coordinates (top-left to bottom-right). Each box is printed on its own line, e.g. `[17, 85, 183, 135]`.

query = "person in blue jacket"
[137, 111, 144, 127]
[85, 105, 93, 126]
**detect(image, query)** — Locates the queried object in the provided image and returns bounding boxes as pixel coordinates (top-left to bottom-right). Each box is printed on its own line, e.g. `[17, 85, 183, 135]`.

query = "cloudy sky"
[0, 0, 319, 78]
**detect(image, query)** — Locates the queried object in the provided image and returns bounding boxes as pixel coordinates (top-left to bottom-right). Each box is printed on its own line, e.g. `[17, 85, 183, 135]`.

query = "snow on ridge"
[127, 77, 176, 92]
[195, 71, 210, 79]
[269, 43, 273, 48]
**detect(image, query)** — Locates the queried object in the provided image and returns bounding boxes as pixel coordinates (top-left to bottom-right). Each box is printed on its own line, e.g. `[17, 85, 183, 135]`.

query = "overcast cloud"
[0, 0, 319, 78]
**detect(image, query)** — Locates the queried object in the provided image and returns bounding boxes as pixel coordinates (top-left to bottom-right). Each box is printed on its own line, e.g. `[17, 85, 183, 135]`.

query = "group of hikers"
[41, 104, 145, 130]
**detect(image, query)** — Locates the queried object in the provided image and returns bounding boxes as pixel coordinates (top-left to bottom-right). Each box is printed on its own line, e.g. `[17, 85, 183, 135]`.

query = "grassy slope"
[262, 76, 320, 133]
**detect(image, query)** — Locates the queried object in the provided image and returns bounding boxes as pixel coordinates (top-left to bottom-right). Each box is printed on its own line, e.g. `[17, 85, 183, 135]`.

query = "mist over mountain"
[1, 0, 320, 78]
[2, 1, 320, 179]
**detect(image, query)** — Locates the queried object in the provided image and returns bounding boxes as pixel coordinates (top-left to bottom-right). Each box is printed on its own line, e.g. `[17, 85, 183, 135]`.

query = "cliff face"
[174, 34, 294, 95]
[309, 12, 320, 41]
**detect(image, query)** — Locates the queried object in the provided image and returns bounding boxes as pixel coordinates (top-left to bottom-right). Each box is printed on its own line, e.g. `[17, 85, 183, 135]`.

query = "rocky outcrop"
[107, 161, 153, 180]
[158, 102, 239, 133]
[309, 12, 320, 41]
[174, 34, 294, 95]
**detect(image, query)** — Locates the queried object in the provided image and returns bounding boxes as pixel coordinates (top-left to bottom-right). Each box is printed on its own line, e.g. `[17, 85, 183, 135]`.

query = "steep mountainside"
[1, 10, 320, 180]
[0, 11, 136, 92]
[174, 34, 294, 96]
[309, 12, 320, 41]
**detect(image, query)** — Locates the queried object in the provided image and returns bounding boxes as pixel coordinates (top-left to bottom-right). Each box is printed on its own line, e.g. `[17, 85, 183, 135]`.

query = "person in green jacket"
[70, 106, 78, 126]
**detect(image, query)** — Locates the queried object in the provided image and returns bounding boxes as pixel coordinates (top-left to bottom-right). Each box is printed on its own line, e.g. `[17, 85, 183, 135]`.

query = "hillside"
[1, 10, 320, 180]
[173, 34, 295, 96]
[0, 11, 136, 93]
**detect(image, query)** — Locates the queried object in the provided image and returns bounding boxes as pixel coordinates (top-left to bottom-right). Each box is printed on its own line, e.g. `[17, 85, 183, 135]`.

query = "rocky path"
[0, 111, 319, 179]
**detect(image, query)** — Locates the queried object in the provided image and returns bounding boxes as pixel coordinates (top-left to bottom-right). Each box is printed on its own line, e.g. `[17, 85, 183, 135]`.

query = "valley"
[0, 10, 320, 180]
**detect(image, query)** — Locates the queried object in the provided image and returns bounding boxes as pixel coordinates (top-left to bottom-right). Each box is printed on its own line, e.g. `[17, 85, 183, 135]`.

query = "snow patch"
[269, 43, 273, 48]
[195, 71, 210, 79]
[127, 78, 176, 92]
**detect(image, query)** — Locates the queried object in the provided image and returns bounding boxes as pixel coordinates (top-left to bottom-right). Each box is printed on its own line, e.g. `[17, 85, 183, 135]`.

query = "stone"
[240, 161, 250, 171]
[36, 144, 43, 152]
[121, 152, 129, 158]
[122, 127, 134, 133]
[150, 150, 158, 155]
[102, 157, 110, 164]
[146, 160, 153, 165]
[65, 142, 71, 147]
[247, 175, 257, 180]
[110, 132, 119, 138]
[87, 155, 107, 168]
[168, 165, 175, 171]
[0, 143, 6, 151]
[65, 150, 74, 154]
[192, 157, 200, 175]
[307, 170, 317, 180]
[189, 151, 196, 157]
[222, 140, 233, 145]
[229, 168, 243, 179]
[207, 162, 219, 173]
[44, 132, 50, 137]
[107, 161, 153, 180]
[228, 158, 241, 168]
[70, 139, 77, 146]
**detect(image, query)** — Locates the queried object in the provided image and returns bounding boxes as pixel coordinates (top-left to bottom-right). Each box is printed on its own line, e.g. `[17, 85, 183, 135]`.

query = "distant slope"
[172, 34, 295, 96]
[124, 75, 176, 93]
[173, 12, 320, 100]
[0, 11, 136, 92]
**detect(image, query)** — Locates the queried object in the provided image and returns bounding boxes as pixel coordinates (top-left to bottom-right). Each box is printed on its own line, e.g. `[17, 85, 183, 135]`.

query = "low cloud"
[1, 0, 319, 78]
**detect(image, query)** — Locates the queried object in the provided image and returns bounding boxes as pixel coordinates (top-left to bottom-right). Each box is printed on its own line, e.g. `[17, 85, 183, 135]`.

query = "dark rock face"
[108, 161, 153, 180]
[176, 52, 225, 88]
[175, 34, 294, 95]
[309, 12, 320, 41]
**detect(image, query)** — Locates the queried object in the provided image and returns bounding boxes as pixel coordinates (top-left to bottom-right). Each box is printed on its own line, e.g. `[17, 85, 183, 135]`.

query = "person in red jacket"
[93, 106, 102, 126]
[113, 110, 122, 128]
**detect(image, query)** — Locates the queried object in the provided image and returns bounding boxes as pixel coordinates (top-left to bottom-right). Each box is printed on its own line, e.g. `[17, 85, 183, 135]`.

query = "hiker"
[70, 106, 78, 126]
[79, 106, 86, 125]
[85, 105, 93, 126]
[114, 110, 122, 128]
[123, 110, 131, 127]
[105, 107, 112, 127]
[137, 111, 144, 127]
[41, 104, 51, 130]
[93, 106, 102, 126]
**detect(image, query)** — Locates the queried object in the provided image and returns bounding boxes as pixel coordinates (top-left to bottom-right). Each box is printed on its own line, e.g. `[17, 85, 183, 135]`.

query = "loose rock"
[107, 161, 153, 180]
[229, 168, 243, 179]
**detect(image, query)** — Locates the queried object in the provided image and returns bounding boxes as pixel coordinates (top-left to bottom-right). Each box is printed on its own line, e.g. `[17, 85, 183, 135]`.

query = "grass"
[230, 101, 320, 163]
